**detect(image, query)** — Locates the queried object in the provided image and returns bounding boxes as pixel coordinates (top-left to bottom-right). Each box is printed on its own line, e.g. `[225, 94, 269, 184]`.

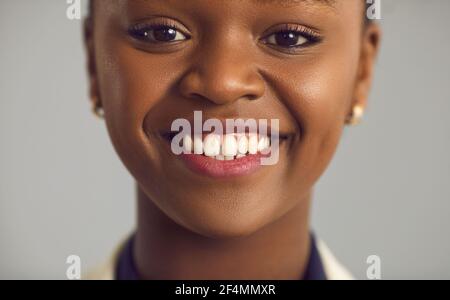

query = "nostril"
[190, 93, 211, 103]
[245, 93, 261, 101]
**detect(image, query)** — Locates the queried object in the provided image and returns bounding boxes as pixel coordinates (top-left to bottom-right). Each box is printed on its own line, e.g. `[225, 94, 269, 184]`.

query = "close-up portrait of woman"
[1, 0, 449, 285]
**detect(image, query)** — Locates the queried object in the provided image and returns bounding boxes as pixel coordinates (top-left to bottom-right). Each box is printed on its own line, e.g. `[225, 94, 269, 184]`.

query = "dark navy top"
[115, 232, 326, 280]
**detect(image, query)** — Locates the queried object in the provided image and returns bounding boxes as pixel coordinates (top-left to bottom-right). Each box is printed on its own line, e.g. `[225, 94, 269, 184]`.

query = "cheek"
[298, 55, 357, 138]
[273, 45, 360, 187]
[95, 36, 181, 181]
[97, 44, 174, 130]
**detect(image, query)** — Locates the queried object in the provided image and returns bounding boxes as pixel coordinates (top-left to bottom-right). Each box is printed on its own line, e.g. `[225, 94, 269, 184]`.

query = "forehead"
[91, 0, 341, 13]
[245, 0, 335, 7]
[90, 0, 363, 25]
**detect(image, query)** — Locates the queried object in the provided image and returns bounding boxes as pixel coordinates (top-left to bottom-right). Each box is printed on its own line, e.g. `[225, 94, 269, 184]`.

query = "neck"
[134, 185, 312, 280]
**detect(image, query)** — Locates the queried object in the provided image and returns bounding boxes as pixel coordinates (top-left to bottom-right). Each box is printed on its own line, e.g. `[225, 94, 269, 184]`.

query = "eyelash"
[262, 24, 323, 51]
[128, 21, 322, 52]
[128, 20, 191, 44]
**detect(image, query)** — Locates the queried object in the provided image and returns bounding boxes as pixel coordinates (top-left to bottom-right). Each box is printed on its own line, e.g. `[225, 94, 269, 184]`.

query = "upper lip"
[156, 117, 293, 141]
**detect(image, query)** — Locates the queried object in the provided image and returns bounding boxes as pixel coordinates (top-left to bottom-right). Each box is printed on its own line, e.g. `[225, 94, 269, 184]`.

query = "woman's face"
[86, 0, 380, 238]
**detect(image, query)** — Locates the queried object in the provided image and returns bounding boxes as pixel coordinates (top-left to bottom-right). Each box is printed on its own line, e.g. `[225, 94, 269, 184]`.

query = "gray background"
[0, 0, 449, 279]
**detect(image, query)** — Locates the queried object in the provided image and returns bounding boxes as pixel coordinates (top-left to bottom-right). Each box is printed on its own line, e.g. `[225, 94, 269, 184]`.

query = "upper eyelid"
[128, 17, 191, 37]
[261, 24, 322, 39]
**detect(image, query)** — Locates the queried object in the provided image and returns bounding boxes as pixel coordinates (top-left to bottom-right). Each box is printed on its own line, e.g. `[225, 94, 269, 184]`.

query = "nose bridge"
[179, 30, 265, 105]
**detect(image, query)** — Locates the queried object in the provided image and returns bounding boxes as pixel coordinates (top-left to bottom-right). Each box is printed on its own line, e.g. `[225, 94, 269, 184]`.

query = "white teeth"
[248, 134, 258, 155]
[175, 132, 272, 159]
[258, 136, 270, 152]
[222, 134, 238, 156]
[237, 135, 248, 154]
[183, 134, 193, 153]
[193, 135, 204, 154]
[203, 134, 221, 157]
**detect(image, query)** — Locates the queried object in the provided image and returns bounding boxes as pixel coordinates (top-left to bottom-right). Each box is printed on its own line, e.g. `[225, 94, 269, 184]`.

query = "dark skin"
[85, 0, 381, 279]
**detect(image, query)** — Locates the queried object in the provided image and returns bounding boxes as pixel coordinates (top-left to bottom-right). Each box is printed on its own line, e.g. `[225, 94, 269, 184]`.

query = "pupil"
[153, 27, 177, 41]
[275, 32, 298, 47]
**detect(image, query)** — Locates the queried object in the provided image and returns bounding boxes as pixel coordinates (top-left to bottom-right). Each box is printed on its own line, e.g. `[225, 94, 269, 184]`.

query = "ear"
[83, 16, 101, 112]
[348, 22, 382, 124]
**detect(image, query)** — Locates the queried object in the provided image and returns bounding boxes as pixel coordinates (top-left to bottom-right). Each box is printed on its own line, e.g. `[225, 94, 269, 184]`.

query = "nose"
[178, 41, 265, 105]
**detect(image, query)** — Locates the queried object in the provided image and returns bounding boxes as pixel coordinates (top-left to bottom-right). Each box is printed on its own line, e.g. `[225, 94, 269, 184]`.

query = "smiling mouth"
[159, 131, 290, 178]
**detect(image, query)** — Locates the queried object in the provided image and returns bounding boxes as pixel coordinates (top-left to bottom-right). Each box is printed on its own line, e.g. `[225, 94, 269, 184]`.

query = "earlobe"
[347, 23, 382, 126]
[345, 104, 365, 126]
[83, 17, 103, 117]
[92, 102, 105, 119]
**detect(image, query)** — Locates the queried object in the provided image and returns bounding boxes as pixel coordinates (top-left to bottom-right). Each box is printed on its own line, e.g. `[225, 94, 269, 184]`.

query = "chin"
[184, 217, 268, 240]
[165, 194, 278, 240]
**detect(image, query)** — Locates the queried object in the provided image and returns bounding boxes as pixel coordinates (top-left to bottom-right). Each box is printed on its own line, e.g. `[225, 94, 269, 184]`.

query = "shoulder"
[316, 238, 355, 280]
[82, 234, 130, 280]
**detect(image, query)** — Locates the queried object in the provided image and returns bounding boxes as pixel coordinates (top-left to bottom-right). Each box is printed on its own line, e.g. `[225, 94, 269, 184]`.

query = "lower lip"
[179, 153, 268, 179]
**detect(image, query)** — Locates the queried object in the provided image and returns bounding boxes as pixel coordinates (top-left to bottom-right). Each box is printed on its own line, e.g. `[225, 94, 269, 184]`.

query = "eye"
[265, 31, 309, 47]
[261, 25, 322, 50]
[128, 23, 189, 43]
